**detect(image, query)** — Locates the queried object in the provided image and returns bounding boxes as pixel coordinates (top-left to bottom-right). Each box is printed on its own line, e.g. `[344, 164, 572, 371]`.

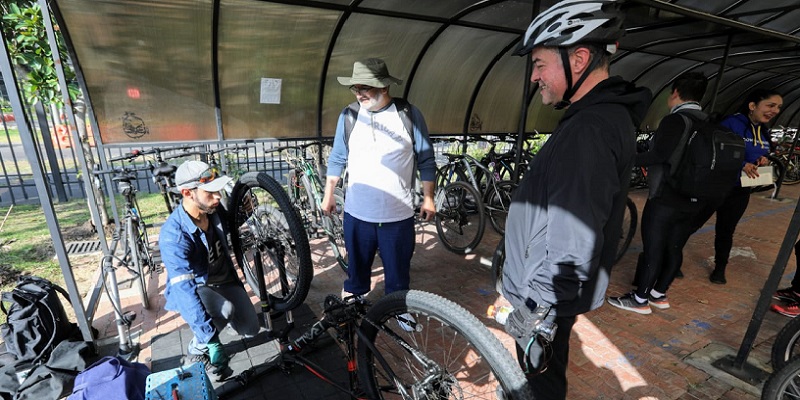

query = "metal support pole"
[772, 129, 799, 199]
[714, 190, 800, 382]
[513, 0, 540, 185]
[709, 35, 733, 113]
[32, 101, 68, 202]
[0, 20, 94, 344]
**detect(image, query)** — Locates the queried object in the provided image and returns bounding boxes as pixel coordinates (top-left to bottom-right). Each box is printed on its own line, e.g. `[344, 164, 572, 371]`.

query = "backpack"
[68, 356, 150, 400]
[343, 98, 415, 150]
[666, 112, 746, 201]
[0, 276, 77, 366]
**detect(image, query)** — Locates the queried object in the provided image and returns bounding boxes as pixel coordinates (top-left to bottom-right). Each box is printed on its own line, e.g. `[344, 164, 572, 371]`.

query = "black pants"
[634, 199, 697, 297]
[515, 315, 576, 400]
[690, 186, 751, 272]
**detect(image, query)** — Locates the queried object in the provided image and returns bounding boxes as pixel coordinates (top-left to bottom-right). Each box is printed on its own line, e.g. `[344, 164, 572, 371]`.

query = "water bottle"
[486, 305, 514, 325]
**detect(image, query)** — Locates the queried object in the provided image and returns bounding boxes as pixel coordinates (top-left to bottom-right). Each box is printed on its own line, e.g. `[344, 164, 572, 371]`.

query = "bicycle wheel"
[783, 155, 800, 185]
[485, 180, 516, 235]
[615, 197, 637, 265]
[126, 217, 150, 310]
[491, 238, 505, 294]
[436, 163, 468, 188]
[357, 290, 532, 400]
[762, 356, 800, 400]
[771, 315, 800, 371]
[228, 171, 313, 313]
[321, 188, 348, 272]
[435, 181, 486, 254]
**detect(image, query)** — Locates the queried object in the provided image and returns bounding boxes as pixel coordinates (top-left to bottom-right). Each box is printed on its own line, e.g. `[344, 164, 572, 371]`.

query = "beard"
[360, 91, 385, 111]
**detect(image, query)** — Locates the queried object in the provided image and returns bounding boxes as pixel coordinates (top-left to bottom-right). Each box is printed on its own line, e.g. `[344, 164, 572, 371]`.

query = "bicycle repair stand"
[215, 295, 367, 399]
[98, 230, 139, 361]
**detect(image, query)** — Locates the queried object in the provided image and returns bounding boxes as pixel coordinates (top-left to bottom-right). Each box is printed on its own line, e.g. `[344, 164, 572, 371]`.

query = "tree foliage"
[1, 0, 80, 107]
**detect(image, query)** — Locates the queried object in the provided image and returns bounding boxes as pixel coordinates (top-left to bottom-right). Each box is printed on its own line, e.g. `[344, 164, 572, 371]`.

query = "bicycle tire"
[762, 355, 800, 400]
[435, 181, 486, 254]
[485, 180, 516, 235]
[782, 155, 800, 185]
[228, 171, 313, 313]
[322, 188, 348, 272]
[357, 290, 532, 400]
[615, 197, 638, 265]
[492, 238, 505, 294]
[436, 163, 468, 188]
[771, 314, 800, 371]
[127, 218, 150, 310]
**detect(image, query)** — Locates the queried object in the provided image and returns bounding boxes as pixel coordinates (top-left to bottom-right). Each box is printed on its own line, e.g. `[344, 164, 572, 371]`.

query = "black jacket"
[502, 76, 652, 317]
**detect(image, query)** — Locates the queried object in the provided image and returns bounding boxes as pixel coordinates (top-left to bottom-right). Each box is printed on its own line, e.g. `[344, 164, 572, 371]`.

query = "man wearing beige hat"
[160, 160, 259, 379]
[322, 58, 436, 311]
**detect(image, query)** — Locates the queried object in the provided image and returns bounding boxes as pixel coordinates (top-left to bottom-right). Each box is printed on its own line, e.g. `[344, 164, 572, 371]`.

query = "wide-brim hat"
[337, 58, 403, 88]
[175, 160, 233, 192]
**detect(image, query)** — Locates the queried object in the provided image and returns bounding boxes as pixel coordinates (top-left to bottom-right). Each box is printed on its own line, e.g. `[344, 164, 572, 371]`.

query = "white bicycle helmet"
[515, 0, 625, 56]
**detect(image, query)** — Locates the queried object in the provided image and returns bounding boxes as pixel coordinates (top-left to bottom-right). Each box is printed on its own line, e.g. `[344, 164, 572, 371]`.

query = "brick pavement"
[88, 183, 800, 399]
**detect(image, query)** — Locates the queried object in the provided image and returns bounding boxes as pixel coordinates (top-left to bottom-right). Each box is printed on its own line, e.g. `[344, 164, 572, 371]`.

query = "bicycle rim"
[127, 219, 150, 309]
[357, 290, 531, 400]
[322, 189, 348, 272]
[486, 181, 516, 235]
[228, 171, 313, 312]
[435, 181, 485, 254]
[772, 315, 800, 370]
[762, 356, 800, 400]
[491, 239, 505, 294]
[614, 197, 637, 265]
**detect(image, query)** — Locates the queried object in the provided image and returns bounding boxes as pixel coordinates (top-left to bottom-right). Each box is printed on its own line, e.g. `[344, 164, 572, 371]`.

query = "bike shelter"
[4, 0, 800, 391]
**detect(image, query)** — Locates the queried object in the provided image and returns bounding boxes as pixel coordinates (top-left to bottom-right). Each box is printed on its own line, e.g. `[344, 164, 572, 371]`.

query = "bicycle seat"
[154, 164, 177, 177]
[112, 172, 137, 183]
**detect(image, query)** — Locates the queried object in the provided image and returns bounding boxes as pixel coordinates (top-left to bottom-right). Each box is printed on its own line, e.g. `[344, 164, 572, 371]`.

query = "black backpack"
[666, 112, 746, 201]
[1, 276, 77, 366]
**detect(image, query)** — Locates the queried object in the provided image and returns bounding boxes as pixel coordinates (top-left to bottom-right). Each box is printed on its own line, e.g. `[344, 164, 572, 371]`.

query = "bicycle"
[92, 162, 154, 310]
[227, 170, 314, 315]
[436, 150, 516, 253]
[269, 141, 348, 272]
[491, 196, 637, 293]
[110, 145, 199, 213]
[219, 290, 532, 399]
[762, 355, 800, 399]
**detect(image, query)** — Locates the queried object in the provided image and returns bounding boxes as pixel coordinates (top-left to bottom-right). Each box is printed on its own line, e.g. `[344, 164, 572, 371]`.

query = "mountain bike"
[92, 162, 154, 310]
[219, 290, 532, 400]
[269, 142, 348, 272]
[228, 171, 314, 315]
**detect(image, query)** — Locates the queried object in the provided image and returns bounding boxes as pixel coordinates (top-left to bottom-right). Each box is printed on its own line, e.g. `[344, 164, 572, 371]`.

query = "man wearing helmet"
[501, 1, 652, 398]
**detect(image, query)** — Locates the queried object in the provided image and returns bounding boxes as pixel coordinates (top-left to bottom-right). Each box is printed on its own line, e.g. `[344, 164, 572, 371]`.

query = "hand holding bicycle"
[505, 302, 557, 374]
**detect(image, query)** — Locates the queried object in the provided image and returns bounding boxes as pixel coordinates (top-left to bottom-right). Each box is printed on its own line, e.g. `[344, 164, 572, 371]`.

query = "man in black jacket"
[501, 1, 652, 399]
[608, 72, 709, 315]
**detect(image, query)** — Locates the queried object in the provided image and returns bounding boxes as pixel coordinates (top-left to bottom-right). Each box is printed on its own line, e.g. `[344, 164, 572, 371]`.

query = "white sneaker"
[341, 288, 366, 302]
[397, 312, 420, 332]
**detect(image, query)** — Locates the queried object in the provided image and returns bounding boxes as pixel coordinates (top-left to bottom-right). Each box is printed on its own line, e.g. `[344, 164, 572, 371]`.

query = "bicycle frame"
[442, 153, 509, 215]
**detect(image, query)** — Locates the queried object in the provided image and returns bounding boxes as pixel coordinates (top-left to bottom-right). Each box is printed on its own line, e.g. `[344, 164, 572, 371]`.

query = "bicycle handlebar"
[92, 165, 150, 176]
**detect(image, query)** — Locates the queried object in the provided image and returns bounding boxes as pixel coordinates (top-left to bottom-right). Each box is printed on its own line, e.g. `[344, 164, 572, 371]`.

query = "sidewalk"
[90, 183, 800, 399]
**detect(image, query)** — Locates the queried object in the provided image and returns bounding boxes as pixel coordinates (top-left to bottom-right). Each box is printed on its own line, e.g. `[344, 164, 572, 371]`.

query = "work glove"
[206, 335, 230, 372]
[504, 302, 557, 375]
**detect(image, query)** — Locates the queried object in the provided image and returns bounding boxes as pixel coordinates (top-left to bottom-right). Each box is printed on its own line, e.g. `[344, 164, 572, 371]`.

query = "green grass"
[2, 126, 19, 144]
[0, 191, 172, 290]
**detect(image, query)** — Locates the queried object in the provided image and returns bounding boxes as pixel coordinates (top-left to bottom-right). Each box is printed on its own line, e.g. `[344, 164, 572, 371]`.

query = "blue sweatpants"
[342, 213, 415, 295]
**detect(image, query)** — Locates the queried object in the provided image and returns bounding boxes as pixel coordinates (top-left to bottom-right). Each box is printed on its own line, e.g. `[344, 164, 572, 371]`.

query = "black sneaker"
[182, 353, 231, 381]
[709, 270, 726, 285]
[607, 292, 652, 315]
[774, 287, 800, 302]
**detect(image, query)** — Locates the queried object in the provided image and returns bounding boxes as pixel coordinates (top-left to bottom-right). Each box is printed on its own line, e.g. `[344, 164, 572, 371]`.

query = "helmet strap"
[555, 46, 603, 110]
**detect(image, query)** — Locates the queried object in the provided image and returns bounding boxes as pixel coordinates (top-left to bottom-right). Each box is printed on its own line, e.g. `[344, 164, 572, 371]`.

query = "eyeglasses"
[180, 167, 219, 186]
[349, 85, 375, 96]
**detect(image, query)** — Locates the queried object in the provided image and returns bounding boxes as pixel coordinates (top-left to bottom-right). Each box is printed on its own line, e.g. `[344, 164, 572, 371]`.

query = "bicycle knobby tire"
[435, 180, 486, 254]
[228, 171, 313, 313]
[763, 356, 800, 399]
[357, 290, 532, 399]
[771, 314, 800, 371]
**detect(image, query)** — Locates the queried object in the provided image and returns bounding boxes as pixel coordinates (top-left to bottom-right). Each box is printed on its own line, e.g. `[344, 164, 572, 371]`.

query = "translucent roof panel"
[49, 0, 800, 145]
[322, 14, 440, 136]
[58, 0, 217, 144]
[218, 0, 339, 139]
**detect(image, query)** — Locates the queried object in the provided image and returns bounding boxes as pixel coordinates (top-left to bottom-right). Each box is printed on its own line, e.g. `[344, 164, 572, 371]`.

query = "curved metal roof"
[51, 0, 800, 144]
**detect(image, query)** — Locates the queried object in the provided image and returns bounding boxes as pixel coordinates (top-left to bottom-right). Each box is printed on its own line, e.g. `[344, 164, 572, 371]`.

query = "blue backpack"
[68, 356, 150, 400]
